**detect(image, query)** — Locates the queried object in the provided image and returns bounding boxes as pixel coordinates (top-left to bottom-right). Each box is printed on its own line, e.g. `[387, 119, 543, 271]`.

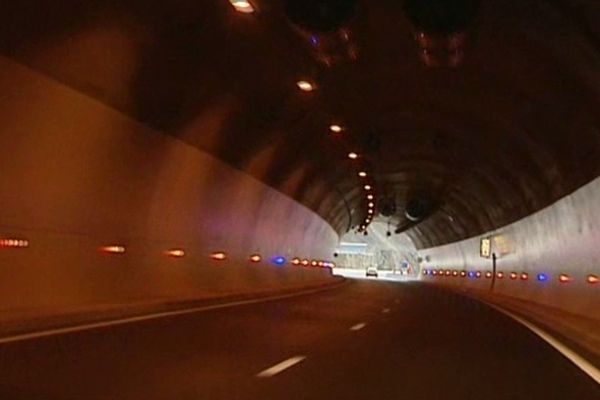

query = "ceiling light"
[330, 124, 343, 133]
[368, 202, 374, 208]
[358, 171, 367, 178]
[367, 194, 373, 200]
[348, 152, 358, 159]
[368, 209, 373, 214]
[229, 0, 254, 13]
[364, 184, 371, 190]
[296, 80, 315, 92]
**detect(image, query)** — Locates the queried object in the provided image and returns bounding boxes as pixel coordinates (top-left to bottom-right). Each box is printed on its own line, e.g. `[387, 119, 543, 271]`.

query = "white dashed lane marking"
[350, 323, 367, 331]
[256, 356, 307, 378]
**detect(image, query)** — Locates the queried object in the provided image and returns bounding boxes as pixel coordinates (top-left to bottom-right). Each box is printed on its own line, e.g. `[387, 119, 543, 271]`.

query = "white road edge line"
[350, 323, 367, 331]
[483, 301, 600, 385]
[0, 282, 347, 345]
[256, 356, 306, 378]
[382, 308, 391, 314]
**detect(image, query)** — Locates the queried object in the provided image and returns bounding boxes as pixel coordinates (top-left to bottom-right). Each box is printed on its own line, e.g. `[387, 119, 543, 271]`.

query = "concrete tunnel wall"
[0, 56, 340, 326]
[417, 175, 600, 321]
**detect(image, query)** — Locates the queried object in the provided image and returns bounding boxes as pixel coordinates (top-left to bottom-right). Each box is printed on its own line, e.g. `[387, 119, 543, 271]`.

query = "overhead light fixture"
[358, 171, 367, 177]
[210, 251, 227, 261]
[559, 274, 572, 283]
[249, 254, 262, 263]
[367, 194, 373, 200]
[364, 184, 371, 190]
[368, 202, 374, 208]
[165, 249, 185, 258]
[296, 80, 315, 92]
[368, 209, 373, 214]
[100, 245, 126, 254]
[229, 0, 255, 13]
[348, 152, 358, 159]
[588, 275, 599, 284]
[330, 124, 343, 133]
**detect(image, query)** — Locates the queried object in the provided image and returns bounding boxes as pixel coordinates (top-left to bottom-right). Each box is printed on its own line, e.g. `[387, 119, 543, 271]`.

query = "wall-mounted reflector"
[588, 275, 599, 284]
[101, 245, 125, 254]
[445, 270, 451, 276]
[497, 272, 504, 279]
[301, 259, 309, 266]
[291, 257, 301, 265]
[0, 238, 29, 248]
[485, 271, 492, 279]
[229, 0, 255, 13]
[311, 260, 318, 267]
[432, 270, 437, 275]
[210, 252, 227, 261]
[475, 271, 482, 278]
[537, 273, 548, 282]
[559, 274, 572, 283]
[166, 249, 185, 258]
[510, 272, 518, 280]
[460, 271, 466, 277]
[249, 254, 262, 263]
[452, 270, 458, 277]
[520, 273, 529, 280]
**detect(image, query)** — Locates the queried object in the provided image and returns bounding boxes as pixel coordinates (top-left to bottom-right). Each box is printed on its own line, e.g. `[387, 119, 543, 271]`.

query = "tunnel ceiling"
[1, 0, 599, 249]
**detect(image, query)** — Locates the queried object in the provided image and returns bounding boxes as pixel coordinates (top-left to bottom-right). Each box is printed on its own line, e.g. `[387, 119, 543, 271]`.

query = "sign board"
[480, 237, 491, 258]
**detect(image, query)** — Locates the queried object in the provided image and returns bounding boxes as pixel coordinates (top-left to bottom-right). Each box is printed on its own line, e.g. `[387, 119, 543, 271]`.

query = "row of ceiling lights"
[423, 269, 599, 285]
[1, 237, 335, 268]
[229, 1, 376, 232]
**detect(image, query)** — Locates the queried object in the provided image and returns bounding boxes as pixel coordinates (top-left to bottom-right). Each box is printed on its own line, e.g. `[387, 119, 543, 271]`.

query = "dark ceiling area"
[1, 0, 599, 248]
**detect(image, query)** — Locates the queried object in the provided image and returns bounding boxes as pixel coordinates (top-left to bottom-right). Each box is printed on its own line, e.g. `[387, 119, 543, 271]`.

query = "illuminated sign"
[480, 237, 491, 258]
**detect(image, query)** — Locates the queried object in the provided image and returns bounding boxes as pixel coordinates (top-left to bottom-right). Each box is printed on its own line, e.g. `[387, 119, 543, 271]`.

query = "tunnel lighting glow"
[485, 271, 492, 279]
[520, 273, 529, 281]
[509, 272, 517, 280]
[444, 270, 450, 276]
[423, 270, 429, 275]
[296, 80, 315, 92]
[311, 260, 318, 267]
[431, 270, 437, 275]
[368, 202, 374, 208]
[452, 270, 458, 277]
[210, 252, 227, 261]
[460, 271, 466, 277]
[291, 257, 301, 265]
[537, 273, 548, 282]
[318, 261, 324, 267]
[468, 271, 475, 278]
[368, 209, 374, 214]
[364, 184, 372, 190]
[358, 171, 367, 178]
[249, 254, 262, 263]
[497, 272, 504, 279]
[229, 0, 255, 13]
[587, 275, 599, 284]
[367, 194, 374, 200]
[348, 152, 359, 159]
[101, 245, 125, 254]
[475, 271, 482, 278]
[330, 124, 343, 133]
[301, 259, 309, 266]
[166, 249, 185, 258]
[272, 256, 286, 266]
[559, 274, 572, 283]
[0, 238, 29, 248]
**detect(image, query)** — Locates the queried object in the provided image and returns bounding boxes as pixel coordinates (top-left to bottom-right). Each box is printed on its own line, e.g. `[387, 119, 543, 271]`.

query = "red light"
[249, 254, 261, 263]
[291, 258, 300, 265]
[475, 271, 482, 278]
[497, 272, 504, 279]
[210, 252, 227, 261]
[101, 245, 125, 254]
[587, 275, 599, 284]
[165, 249, 185, 258]
[485, 272, 492, 279]
[510, 272, 518, 280]
[559, 274, 572, 283]
[0, 238, 29, 248]
[520, 273, 529, 281]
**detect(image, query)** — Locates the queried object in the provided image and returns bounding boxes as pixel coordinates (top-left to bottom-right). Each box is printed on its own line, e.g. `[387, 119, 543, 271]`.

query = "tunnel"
[0, 0, 599, 398]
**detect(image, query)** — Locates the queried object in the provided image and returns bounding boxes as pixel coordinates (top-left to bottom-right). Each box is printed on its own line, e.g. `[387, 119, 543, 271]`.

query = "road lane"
[0, 280, 598, 400]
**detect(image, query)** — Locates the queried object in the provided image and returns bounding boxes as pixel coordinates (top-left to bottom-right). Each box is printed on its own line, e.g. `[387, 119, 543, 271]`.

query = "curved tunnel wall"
[417, 175, 600, 320]
[0, 56, 339, 325]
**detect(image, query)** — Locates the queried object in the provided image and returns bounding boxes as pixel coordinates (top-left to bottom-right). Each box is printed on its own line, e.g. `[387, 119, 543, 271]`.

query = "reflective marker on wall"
[249, 254, 262, 263]
[101, 245, 126, 254]
[588, 275, 599, 284]
[210, 252, 227, 261]
[559, 274, 572, 283]
[0, 238, 29, 248]
[165, 249, 185, 258]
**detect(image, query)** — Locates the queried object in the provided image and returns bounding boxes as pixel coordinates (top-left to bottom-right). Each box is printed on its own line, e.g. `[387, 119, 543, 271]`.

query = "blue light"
[310, 35, 319, 45]
[537, 273, 549, 282]
[468, 271, 475, 278]
[272, 256, 286, 266]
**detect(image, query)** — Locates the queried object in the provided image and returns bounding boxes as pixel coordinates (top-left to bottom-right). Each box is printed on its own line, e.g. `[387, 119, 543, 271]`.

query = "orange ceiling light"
[166, 249, 185, 258]
[358, 171, 367, 178]
[367, 194, 374, 200]
[229, 0, 255, 13]
[249, 254, 262, 263]
[364, 184, 372, 190]
[348, 152, 359, 159]
[296, 80, 315, 92]
[210, 251, 227, 261]
[330, 124, 343, 133]
[101, 245, 125, 254]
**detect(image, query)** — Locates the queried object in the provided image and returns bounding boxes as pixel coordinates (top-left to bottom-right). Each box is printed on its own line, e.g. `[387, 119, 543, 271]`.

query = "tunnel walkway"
[0, 280, 598, 400]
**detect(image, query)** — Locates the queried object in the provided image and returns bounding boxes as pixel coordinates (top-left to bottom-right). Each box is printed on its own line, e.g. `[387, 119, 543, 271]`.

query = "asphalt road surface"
[0, 280, 598, 400]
